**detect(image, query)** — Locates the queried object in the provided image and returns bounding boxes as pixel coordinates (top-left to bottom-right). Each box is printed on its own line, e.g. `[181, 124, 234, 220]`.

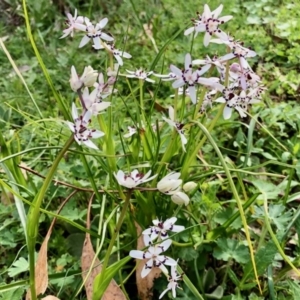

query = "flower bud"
[70, 65, 82, 92]
[183, 181, 197, 192]
[171, 191, 190, 206]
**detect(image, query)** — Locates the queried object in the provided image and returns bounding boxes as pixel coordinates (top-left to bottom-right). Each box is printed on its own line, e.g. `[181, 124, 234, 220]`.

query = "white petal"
[79, 35, 90, 48]
[185, 53, 192, 70]
[169, 65, 182, 77]
[171, 191, 190, 206]
[93, 37, 102, 50]
[223, 105, 232, 119]
[122, 52, 132, 59]
[98, 17, 108, 28]
[100, 32, 114, 42]
[172, 79, 185, 88]
[168, 106, 175, 121]
[160, 239, 172, 251]
[91, 130, 105, 139]
[219, 15, 233, 23]
[184, 27, 195, 36]
[172, 225, 185, 233]
[203, 32, 211, 47]
[71, 102, 78, 120]
[212, 4, 223, 19]
[188, 85, 197, 104]
[159, 287, 171, 299]
[83, 139, 98, 149]
[66, 121, 75, 133]
[129, 250, 145, 259]
[141, 262, 152, 278]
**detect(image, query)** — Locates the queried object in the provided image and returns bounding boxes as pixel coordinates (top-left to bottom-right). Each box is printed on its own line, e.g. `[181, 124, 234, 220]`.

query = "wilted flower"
[66, 103, 104, 149]
[163, 106, 187, 151]
[184, 4, 232, 46]
[157, 172, 182, 194]
[143, 217, 185, 241]
[125, 69, 155, 83]
[60, 9, 86, 39]
[79, 17, 114, 49]
[170, 53, 222, 104]
[114, 169, 157, 188]
[159, 263, 183, 299]
[70, 65, 98, 92]
[129, 237, 177, 278]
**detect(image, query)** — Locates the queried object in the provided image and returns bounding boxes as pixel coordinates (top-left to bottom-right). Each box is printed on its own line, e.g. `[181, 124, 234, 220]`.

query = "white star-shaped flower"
[66, 103, 104, 149]
[159, 263, 183, 299]
[125, 69, 155, 83]
[129, 238, 177, 278]
[79, 17, 114, 49]
[184, 4, 232, 46]
[143, 217, 185, 241]
[170, 53, 201, 104]
[60, 9, 86, 39]
[114, 169, 157, 189]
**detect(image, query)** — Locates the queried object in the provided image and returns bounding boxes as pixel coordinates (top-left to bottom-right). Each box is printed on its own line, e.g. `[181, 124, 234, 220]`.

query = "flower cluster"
[154, 4, 264, 120]
[66, 65, 115, 149]
[61, 10, 131, 66]
[130, 217, 184, 298]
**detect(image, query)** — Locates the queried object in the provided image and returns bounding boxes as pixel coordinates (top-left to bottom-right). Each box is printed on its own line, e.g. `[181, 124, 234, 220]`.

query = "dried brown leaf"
[135, 222, 161, 300]
[26, 231, 50, 300]
[82, 194, 126, 300]
[26, 191, 77, 300]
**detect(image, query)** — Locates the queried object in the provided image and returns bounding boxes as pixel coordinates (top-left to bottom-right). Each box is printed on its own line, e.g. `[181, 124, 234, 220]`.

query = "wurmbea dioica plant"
[23, 3, 265, 299]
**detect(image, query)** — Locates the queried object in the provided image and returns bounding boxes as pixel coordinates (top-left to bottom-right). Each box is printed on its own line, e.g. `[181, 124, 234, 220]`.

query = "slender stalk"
[194, 121, 262, 294]
[27, 135, 74, 299]
[98, 189, 132, 282]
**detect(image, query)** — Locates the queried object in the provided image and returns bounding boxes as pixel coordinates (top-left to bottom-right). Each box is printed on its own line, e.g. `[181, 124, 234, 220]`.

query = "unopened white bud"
[183, 181, 197, 192]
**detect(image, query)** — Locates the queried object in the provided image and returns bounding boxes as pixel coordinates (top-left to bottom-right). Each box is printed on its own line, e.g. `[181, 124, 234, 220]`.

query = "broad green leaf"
[242, 241, 277, 283]
[178, 247, 199, 261]
[213, 238, 249, 264]
[8, 257, 29, 277]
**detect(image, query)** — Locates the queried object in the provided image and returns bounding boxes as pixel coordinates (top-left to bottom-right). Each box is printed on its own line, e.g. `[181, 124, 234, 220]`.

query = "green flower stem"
[27, 135, 74, 299]
[181, 103, 226, 179]
[263, 197, 300, 277]
[193, 121, 262, 294]
[193, 86, 207, 120]
[139, 79, 146, 122]
[97, 189, 132, 283]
